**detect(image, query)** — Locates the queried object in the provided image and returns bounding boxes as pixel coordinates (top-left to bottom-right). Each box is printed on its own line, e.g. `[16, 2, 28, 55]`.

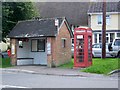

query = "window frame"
[97, 14, 110, 25]
[117, 33, 120, 37]
[37, 39, 45, 52]
[94, 34, 97, 43]
[31, 39, 38, 52]
[61, 38, 67, 48]
[106, 14, 110, 25]
[99, 34, 102, 43]
[31, 39, 46, 52]
[97, 15, 102, 25]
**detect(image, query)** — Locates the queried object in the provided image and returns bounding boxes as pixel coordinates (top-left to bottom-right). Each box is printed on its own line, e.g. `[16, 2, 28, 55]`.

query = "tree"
[0, 1, 2, 41]
[2, 2, 38, 41]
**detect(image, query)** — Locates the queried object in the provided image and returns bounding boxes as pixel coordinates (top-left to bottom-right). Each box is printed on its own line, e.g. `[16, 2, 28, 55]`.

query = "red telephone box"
[74, 27, 92, 68]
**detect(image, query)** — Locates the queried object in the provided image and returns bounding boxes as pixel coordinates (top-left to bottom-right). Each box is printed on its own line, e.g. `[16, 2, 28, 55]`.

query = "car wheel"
[117, 52, 120, 58]
[92, 54, 94, 58]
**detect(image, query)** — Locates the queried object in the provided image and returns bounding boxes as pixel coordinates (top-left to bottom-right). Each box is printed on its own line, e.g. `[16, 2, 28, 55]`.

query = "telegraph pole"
[102, 0, 106, 59]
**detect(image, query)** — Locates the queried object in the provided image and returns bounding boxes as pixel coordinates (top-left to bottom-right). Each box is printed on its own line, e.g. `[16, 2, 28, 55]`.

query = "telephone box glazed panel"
[74, 27, 92, 68]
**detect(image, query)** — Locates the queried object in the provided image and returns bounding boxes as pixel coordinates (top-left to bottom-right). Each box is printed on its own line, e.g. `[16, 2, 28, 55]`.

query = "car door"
[112, 39, 120, 53]
[106, 44, 112, 57]
[92, 44, 102, 57]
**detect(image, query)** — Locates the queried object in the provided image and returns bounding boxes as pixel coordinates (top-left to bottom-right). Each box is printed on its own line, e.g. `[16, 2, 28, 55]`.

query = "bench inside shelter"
[17, 58, 34, 65]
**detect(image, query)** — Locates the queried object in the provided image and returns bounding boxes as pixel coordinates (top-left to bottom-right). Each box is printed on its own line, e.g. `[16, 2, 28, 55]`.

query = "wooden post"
[102, 0, 106, 59]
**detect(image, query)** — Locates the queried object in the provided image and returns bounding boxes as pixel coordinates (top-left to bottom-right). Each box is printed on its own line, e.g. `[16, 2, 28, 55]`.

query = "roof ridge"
[34, 17, 65, 21]
[17, 17, 66, 23]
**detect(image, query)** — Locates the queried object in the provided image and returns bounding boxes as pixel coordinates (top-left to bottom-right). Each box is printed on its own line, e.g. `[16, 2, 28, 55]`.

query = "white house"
[88, 2, 120, 44]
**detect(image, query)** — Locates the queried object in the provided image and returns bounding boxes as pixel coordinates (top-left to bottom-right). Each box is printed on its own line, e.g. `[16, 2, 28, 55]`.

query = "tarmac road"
[1, 71, 118, 88]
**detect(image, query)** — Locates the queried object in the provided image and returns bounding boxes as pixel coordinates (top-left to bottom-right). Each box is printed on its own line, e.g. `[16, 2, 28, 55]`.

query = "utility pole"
[102, 0, 106, 59]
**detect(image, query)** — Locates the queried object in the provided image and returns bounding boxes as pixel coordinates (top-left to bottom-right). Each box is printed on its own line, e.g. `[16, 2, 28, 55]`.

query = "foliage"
[2, 2, 38, 40]
[0, 58, 12, 68]
[0, 2, 2, 41]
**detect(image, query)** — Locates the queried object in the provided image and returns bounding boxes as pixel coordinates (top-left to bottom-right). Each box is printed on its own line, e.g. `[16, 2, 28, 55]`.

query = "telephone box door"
[74, 34, 85, 67]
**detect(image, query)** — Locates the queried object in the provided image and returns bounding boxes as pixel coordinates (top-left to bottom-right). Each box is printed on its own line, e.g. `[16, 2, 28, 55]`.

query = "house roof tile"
[88, 2, 120, 13]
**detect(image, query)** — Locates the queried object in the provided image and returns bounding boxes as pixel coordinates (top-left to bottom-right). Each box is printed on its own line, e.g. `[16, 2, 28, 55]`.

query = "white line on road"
[1, 85, 29, 88]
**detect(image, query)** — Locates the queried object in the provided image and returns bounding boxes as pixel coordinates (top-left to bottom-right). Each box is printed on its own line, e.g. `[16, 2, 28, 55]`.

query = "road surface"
[1, 71, 118, 88]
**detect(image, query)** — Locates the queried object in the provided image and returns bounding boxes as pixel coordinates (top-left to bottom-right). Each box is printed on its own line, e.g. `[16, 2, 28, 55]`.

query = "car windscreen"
[114, 39, 120, 46]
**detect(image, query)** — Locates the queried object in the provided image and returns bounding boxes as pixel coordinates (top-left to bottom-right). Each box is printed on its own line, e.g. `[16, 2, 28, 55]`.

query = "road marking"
[1, 85, 29, 88]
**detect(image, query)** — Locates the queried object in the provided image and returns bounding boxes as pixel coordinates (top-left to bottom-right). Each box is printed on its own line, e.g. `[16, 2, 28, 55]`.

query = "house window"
[19, 41, 23, 48]
[62, 38, 66, 48]
[97, 15, 102, 24]
[31, 40, 37, 51]
[94, 34, 97, 43]
[106, 15, 110, 25]
[110, 33, 115, 42]
[99, 34, 102, 43]
[106, 34, 109, 43]
[31, 39, 45, 52]
[117, 33, 120, 37]
[97, 15, 110, 25]
[38, 39, 45, 52]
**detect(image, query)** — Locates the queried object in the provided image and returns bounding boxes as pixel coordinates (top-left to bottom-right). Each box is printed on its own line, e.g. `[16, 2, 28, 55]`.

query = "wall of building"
[54, 22, 71, 66]
[29, 39, 47, 65]
[17, 40, 30, 58]
[47, 22, 72, 67]
[91, 13, 119, 30]
[16, 38, 47, 65]
[119, 14, 120, 30]
[47, 37, 56, 67]
[11, 22, 71, 67]
[10, 39, 17, 65]
[89, 13, 120, 44]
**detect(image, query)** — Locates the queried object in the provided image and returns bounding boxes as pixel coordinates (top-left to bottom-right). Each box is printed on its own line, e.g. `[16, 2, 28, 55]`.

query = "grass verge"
[59, 58, 120, 75]
[59, 59, 74, 69]
[0, 58, 12, 68]
[82, 58, 120, 75]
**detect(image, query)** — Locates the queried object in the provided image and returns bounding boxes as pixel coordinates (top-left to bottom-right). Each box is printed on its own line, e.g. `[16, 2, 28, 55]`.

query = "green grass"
[59, 59, 74, 69]
[59, 58, 120, 75]
[82, 58, 120, 75]
[0, 58, 12, 68]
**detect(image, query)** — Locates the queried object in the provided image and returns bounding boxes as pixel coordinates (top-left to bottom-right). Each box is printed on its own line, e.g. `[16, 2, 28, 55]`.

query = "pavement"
[1, 65, 119, 78]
